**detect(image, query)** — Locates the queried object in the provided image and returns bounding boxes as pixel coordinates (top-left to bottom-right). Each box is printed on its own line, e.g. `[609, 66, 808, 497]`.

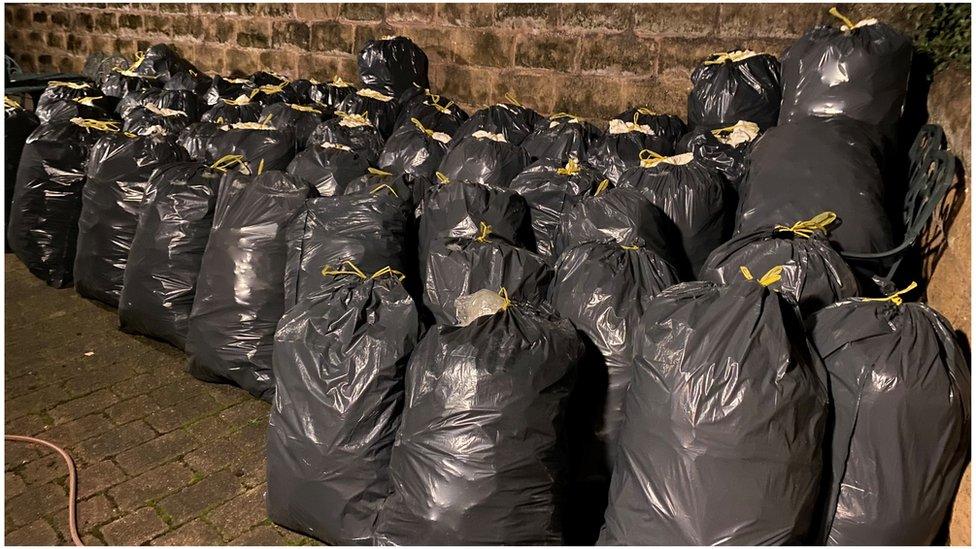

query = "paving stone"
[104, 393, 162, 425]
[5, 518, 61, 546]
[4, 412, 50, 436]
[229, 523, 285, 545]
[76, 459, 127, 498]
[32, 413, 114, 447]
[5, 471, 26, 498]
[17, 452, 66, 486]
[49, 388, 119, 424]
[218, 398, 271, 429]
[101, 506, 168, 546]
[107, 461, 195, 511]
[157, 470, 245, 526]
[51, 493, 121, 540]
[184, 423, 266, 476]
[75, 420, 156, 462]
[4, 443, 45, 471]
[182, 414, 234, 444]
[110, 372, 171, 400]
[5, 481, 66, 528]
[114, 429, 196, 475]
[144, 393, 224, 433]
[206, 485, 268, 540]
[152, 518, 225, 545]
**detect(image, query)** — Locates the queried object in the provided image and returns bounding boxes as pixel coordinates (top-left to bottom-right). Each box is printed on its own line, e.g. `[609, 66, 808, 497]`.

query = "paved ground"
[4, 254, 319, 545]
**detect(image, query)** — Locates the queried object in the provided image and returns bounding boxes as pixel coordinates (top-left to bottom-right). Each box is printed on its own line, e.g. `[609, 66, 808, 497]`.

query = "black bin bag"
[357, 35, 430, 97]
[554, 185, 677, 260]
[342, 169, 420, 207]
[307, 113, 385, 165]
[284, 188, 411, 306]
[200, 97, 262, 125]
[450, 99, 543, 147]
[688, 50, 781, 131]
[589, 108, 685, 184]
[131, 43, 198, 82]
[424, 230, 553, 325]
[5, 98, 39, 250]
[677, 119, 760, 186]
[521, 113, 603, 164]
[164, 70, 211, 95]
[417, 178, 532, 277]
[118, 158, 232, 349]
[393, 92, 468, 135]
[186, 170, 311, 401]
[151, 89, 202, 122]
[337, 87, 401, 139]
[779, 8, 912, 132]
[116, 87, 164, 120]
[207, 122, 297, 172]
[74, 133, 187, 307]
[509, 157, 603, 263]
[8, 118, 114, 287]
[600, 271, 829, 545]
[378, 117, 450, 180]
[35, 81, 96, 120]
[122, 104, 191, 137]
[100, 69, 159, 99]
[309, 76, 356, 109]
[700, 211, 859, 316]
[437, 131, 530, 188]
[807, 289, 971, 545]
[617, 152, 728, 275]
[268, 270, 420, 545]
[736, 116, 894, 255]
[260, 102, 327, 149]
[286, 142, 369, 197]
[37, 96, 113, 125]
[178, 122, 222, 162]
[374, 296, 584, 545]
[203, 75, 252, 106]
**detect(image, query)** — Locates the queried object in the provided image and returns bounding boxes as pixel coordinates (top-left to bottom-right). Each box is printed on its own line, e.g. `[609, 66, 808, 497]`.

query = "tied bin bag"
[73, 132, 187, 307]
[267, 266, 420, 545]
[374, 292, 584, 545]
[687, 50, 781, 131]
[186, 170, 311, 401]
[451, 97, 543, 147]
[118, 156, 241, 349]
[600, 268, 829, 545]
[437, 130, 530, 188]
[807, 285, 970, 545]
[286, 142, 370, 197]
[357, 36, 430, 97]
[8, 118, 115, 287]
[378, 117, 451, 180]
[589, 108, 686, 184]
[308, 112, 386, 165]
[4, 97, 39, 249]
[521, 113, 603, 164]
[336, 87, 401, 139]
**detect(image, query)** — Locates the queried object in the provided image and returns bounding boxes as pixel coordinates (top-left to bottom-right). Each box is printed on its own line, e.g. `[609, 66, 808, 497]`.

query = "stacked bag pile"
[3, 7, 968, 546]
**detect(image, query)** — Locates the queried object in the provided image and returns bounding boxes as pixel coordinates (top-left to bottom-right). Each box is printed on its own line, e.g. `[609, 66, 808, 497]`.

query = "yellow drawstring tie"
[774, 212, 838, 239]
[370, 184, 399, 198]
[248, 84, 286, 99]
[638, 149, 667, 168]
[128, 51, 146, 71]
[594, 179, 610, 196]
[411, 117, 433, 136]
[432, 100, 454, 114]
[70, 118, 120, 132]
[369, 266, 406, 282]
[703, 50, 762, 65]
[331, 75, 351, 87]
[288, 103, 322, 114]
[367, 167, 393, 177]
[828, 6, 857, 29]
[256, 159, 265, 175]
[49, 80, 91, 90]
[73, 96, 103, 106]
[357, 88, 394, 101]
[208, 154, 247, 173]
[550, 112, 582, 122]
[860, 281, 918, 307]
[221, 95, 252, 105]
[435, 171, 450, 184]
[556, 157, 581, 176]
[503, 92, 522, 107]
[740, 265, 784, 287]
[635, 107, 656, 116]
[321, 260, 405, 282]
[475, 221, 492, 243]
[620, 245, 639, 251]
[335, 111, 372, 126]
[498, 287, 511, 311]
[5, 96, 22, 109]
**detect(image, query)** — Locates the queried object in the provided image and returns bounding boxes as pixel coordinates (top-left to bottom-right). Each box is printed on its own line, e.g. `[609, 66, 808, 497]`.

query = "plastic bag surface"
[588, 109, 685, 183]
[521, 114, 602, 163]
[357, 36, 430, 97]
[307, 114, 385, 165]
[74, 133, 187, 307]
[600, 278, 829, 545]
[336, 88, 401, 138]
[260, 102, 327, 149]
[118, 161, 222, 349]
[688, 50, 781, 131]
[378, 118, 450, 180]
[286, 143, 369, 197]
[5, 99, 39, 249]
[374, 302, 583, 545]
[268, 274, 420, 545]
[807, 296, 971, 545]
[186, 171, 311, 401]
[437, 132, 530, 188]
[451, 102, 542, 147]
[207, 122, 297, 172]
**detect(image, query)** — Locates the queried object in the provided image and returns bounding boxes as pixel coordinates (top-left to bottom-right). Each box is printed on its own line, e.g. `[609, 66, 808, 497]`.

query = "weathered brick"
[552, 73, 629, 119]
[158, 3, 189, 14]
[66, 33, 86, 52]
[309, 20, 355, 54]
[515, 33, 579, 71]
[393, 24, 455, 64]
[6, 518, 60, 546]
[77, 459, 127, 498]
[157, 470, 245, 525]
[580, 32, 658, 76]
[169, 14, 198, 37]
[340, 2, 385, 21]
[107, 461, 195, 511]
[272, 20, 310, 49]
[495, 3, 560, 29]
[307, 54, 359, 84]
[434, 64, 495, 107]
[657, 37, 734, 78]
[13, 6, 29, 25]
[75, 420, 155, 462]
[32, 10, 48, 23]
[633, 3, 720, 37]
[258, 49, 302, 78]
[244, 3, 294, 18]
[624, 74, 692, 116]
[562, 4, 635, 32]
[118, 13, 142, 30]
[205, 485, 267, 540]
[437, 3, 495, 27]
[353, 23, 397, 49]
[718, 3, 826, 38]
[202, 17, 236, 44]
[236, 20, 272, 49]
[144, 14, 171, 35]
[387, 3, 436, 23]
[51, 10, 70, 27]
[453, 28, 517, 68]
[294, 3, 341, 20]
[152, 519, 224, 545]
[223, 46, 262, 76]
[101, 506, 168, 546]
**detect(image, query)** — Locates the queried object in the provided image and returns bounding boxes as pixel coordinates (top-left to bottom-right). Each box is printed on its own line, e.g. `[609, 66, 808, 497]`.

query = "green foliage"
[917, 3, 971, 70]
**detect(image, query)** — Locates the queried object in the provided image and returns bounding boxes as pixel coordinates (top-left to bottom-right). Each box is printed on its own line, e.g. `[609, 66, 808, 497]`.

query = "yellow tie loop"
[367, 167, 393, 177]
[594, 179, 610, 196]
[703, 50, 761, 65]
[73, 96, 103, 107]
[411, 117, 434, 137]
[249, 84, 286, 99]
[221, 95, 252, 106]
[774, 211, 838, 239]
[70, 118, 120, 132]
[475, 221, 492, 243]
[828, 6, 857, 30]
[335, 111, 372, 126]
[49, 80, 91, 90]
[620, 245, 639, 251]
[435, 171, 450, 184]
[369, 266, 407, 282]
[331, 75, 351, 87]
[860, 281, 918, 307]
[128, 51, 146, 71]
[503, 92, 522, 107]
[739, 265, 784, 287]
[5, 96, 22, 109]
[357, 88, 393, 101]
[321, 260, 368, 280]
[432, 100, 454, 114]
[208, 154, 248, 173]
[550, 112, 581, 122]
[635, 107, 656, 116]
[498, 287, 511, 311]
[256, 159, 265, 175]
[370, 183, 399, 198]
[288, 103, 322, 114]
[638, 149, 667, 168]
[556, 157, 581, 176]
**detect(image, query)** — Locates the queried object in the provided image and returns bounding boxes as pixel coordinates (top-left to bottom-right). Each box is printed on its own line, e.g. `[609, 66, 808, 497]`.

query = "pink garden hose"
[5, 435, 84, 546]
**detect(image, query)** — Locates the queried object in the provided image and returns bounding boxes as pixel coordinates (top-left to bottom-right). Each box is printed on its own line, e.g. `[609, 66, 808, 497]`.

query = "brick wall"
[5, 3, 935, 119]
